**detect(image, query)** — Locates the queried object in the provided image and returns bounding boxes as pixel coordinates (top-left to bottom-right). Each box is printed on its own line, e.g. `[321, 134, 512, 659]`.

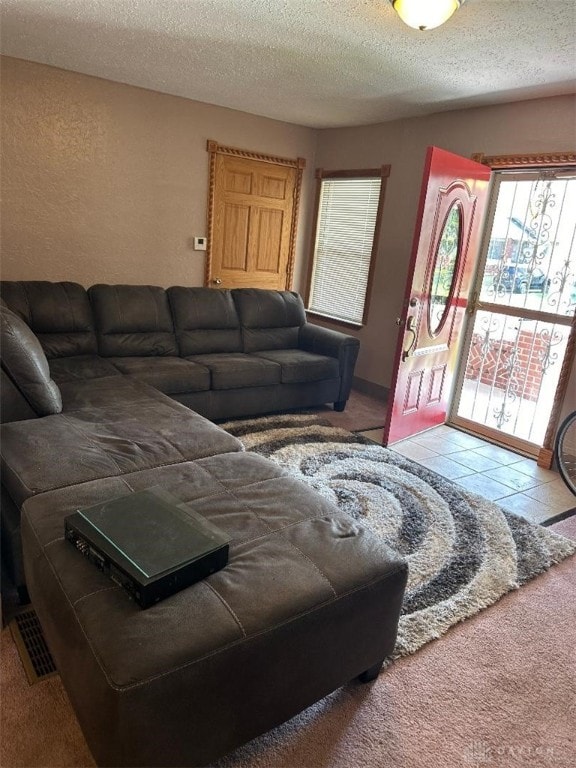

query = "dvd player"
[65, 487, 230, 608]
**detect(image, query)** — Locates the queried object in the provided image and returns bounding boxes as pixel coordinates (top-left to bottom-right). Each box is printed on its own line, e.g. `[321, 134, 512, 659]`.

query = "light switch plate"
[193, 237, 207, 251]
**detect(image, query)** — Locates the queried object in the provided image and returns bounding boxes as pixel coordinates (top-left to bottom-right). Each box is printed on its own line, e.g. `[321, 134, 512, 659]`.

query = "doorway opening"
[450, 168, 576, 458]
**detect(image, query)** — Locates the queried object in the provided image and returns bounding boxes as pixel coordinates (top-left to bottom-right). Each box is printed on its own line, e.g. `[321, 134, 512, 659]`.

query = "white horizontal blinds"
[309, 177, 381, 324]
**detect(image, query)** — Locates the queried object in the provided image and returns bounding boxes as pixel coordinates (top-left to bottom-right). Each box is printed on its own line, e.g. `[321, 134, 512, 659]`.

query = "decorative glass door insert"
[452, 170, 576, 453]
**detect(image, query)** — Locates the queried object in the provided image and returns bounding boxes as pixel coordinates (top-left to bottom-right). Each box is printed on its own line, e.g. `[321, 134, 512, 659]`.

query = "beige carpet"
[0, 626, 94, 767]
[2, 516, 575, 768]
[216, 517, 576, 768]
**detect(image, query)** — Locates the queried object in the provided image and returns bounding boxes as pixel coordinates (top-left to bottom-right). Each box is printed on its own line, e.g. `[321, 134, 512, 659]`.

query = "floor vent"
[9, 607, 57, 684]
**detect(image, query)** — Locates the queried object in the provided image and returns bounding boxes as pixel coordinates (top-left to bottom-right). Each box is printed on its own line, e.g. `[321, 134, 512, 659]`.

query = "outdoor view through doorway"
[451, 170, 576, 455]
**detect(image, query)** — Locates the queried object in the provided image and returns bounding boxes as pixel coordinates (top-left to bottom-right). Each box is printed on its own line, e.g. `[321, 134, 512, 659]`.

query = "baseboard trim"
[352, 377, 389, 402]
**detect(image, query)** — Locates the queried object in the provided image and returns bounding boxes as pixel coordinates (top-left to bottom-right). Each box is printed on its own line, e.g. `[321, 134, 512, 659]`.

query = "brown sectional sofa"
[0, 281, 407, 767]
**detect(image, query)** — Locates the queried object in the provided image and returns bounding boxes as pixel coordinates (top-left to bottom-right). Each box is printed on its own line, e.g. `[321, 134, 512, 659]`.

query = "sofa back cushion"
[0, 281, 97, 358]
[232, 289, 306, 352]
[168, 287, 242, 355]
[89, 285, 177, 356]
[0, 301, 63, 416]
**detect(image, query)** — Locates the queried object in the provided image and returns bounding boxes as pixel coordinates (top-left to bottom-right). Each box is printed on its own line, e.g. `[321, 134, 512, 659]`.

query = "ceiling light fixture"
[391, 0, 465, 31]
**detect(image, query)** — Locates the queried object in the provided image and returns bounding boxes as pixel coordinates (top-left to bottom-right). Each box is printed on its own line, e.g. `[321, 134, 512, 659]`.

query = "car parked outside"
[494, 265, 550, 294]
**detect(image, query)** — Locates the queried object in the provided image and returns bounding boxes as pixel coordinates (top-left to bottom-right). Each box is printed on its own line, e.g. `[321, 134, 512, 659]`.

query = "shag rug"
[222, 413, 576, 661]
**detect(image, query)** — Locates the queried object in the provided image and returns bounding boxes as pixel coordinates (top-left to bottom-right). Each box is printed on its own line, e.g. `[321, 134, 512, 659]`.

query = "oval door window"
[428, 203, 462, 336]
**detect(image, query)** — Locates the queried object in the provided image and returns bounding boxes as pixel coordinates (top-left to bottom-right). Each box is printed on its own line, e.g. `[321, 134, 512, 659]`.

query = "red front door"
[382, 147, 491, 445]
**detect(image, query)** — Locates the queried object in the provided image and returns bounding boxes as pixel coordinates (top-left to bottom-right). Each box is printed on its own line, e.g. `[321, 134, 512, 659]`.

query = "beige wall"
[313, 94, 576, 389]
[0, 56, 317, 289]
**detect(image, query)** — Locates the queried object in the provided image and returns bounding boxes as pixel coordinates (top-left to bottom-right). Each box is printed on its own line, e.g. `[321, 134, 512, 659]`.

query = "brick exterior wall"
[465, 329, 548, 402]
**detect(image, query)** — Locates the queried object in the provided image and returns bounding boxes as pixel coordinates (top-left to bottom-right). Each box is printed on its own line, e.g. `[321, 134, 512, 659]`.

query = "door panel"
[253, 208, 284, 273]
[259, 174, 287, 199]
[383, 147, 491, 445]
[220, 204, 250, 270]
[224, 168, 252, 194]
[428, 365, 446, 404]
[208, 150, 301, 289]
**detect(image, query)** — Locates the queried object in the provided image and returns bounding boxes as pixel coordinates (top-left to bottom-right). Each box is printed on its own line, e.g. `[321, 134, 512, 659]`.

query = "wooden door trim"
[207, 140, 306, 169]
[205, 141, 305, 289]
[470, 150, 576, 468]
[471, 151, 576, 169]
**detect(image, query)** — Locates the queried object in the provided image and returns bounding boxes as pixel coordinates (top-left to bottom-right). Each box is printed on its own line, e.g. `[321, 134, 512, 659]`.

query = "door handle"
[212, 278, 222, 285]
[402, 315, 417, 361]
[397, 296, 418, 326]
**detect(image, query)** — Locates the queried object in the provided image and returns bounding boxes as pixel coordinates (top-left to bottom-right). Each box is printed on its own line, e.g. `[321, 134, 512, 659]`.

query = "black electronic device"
[64, 487, 230, 608]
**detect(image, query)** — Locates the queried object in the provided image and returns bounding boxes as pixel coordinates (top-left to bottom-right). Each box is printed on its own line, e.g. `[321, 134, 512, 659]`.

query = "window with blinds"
[306, 170, 388, 326]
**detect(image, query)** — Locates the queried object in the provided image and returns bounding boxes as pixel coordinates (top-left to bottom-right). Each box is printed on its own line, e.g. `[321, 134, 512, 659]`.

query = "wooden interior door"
[206, 142, 305, 290]
[382, 146, 491, 445]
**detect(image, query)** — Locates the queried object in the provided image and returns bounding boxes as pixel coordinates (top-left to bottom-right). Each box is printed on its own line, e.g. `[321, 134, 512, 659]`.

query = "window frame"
[304, 166, 390, 329]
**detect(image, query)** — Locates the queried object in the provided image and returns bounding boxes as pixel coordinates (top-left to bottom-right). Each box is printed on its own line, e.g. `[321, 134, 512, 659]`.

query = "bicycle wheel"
[555, 410, 576, 496]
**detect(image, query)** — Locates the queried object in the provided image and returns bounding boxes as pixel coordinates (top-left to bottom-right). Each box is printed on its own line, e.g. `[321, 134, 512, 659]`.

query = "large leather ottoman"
[22, 452, 407, 767]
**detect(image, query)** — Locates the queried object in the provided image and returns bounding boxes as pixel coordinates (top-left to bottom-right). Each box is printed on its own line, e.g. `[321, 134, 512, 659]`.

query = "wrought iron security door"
[451, 169, 576, 457]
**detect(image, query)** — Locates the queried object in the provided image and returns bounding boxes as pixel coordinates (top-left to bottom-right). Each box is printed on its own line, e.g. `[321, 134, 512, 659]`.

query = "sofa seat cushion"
[186, 353, 281, 390]
[0, 302, 63, 416]
[0, 378, 242, 507]
[251, 349, 340, 384]
[49, 355, 122, 384]
[109, 357, 210, 394]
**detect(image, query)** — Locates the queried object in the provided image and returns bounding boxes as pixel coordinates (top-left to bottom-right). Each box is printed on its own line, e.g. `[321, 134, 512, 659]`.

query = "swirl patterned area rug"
[222, 413, 576, 662]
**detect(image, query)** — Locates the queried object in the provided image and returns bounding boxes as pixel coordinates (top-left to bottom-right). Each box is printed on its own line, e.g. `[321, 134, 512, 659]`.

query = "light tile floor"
[358, 424, 575, 526]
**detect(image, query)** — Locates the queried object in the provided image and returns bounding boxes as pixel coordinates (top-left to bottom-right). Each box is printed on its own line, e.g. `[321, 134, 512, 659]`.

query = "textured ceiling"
[1, 0, 575, 128]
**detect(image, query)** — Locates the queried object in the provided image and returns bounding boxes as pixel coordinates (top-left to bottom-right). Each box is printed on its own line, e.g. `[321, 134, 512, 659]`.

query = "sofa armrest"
[299, 324, 360, 407]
